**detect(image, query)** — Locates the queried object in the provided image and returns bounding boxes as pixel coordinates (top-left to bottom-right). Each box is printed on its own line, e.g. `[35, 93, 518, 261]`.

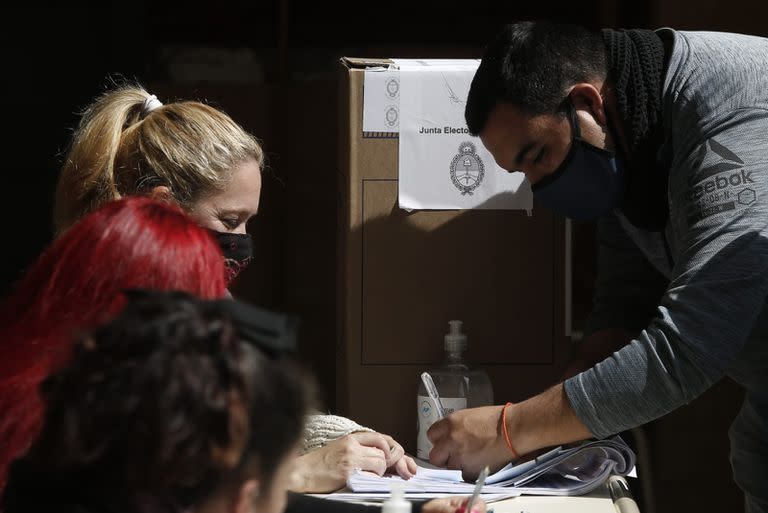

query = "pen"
[421, 372, 445, 419]
[608, 476, 640, 513]
[465, 465, 489, 513]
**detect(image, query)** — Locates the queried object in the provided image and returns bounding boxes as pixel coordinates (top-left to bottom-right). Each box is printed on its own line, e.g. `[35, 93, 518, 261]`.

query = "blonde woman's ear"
[148, 185, 174, 204]
[234, 479, 260, 513]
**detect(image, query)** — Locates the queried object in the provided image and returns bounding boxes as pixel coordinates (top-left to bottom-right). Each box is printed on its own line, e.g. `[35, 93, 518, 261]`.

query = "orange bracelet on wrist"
[501, 402, 520, 460]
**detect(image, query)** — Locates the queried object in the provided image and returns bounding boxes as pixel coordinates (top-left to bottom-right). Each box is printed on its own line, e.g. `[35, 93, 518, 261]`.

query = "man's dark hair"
[3, 291, 311, 512]
[466, 21, 607, 135]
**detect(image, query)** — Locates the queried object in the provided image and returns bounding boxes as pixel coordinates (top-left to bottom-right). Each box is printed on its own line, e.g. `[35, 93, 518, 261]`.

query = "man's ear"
[233, 479, 260, 513]
[148, 185, 174, 203]
[568, 83, 607, 126]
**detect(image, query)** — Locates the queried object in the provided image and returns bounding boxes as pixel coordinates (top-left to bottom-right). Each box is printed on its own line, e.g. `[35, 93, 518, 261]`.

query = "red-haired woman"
[0, 197, 227, 490]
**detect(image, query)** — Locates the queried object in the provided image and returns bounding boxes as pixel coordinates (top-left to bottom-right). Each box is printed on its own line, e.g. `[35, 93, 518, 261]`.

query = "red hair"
[0, 197, 227, 490]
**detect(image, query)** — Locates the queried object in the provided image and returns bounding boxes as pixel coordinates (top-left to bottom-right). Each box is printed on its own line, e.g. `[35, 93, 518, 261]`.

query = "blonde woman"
[52, 84, 417, 492]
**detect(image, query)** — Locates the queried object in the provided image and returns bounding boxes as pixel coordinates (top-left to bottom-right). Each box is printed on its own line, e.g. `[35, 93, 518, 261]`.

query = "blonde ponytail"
[55, 86, 150, 231]
[54, 84, 263, 233]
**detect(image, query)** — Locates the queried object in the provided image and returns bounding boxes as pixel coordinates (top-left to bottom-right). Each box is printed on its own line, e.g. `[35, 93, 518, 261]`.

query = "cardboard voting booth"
[337, 57, 572, 451]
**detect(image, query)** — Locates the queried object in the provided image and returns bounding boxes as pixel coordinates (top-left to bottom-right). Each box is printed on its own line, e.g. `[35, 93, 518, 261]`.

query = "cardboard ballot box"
[337, 57, 570, 451]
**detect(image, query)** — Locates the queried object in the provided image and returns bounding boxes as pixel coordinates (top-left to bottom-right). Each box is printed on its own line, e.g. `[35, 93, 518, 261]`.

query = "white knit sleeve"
[300, 413, 374, 454]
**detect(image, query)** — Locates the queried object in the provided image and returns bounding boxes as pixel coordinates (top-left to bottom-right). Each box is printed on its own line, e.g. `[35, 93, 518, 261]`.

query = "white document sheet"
[318, 492, 518, 503]
[395, 59, 533, 211]
[363, 68, 401, 133]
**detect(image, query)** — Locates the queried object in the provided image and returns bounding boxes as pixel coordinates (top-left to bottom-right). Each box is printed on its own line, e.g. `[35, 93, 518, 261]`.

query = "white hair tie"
[140, 94, 163, 118]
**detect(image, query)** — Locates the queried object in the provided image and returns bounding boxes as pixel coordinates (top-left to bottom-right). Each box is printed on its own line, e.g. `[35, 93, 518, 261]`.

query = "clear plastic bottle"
[416, 320, 494, 459]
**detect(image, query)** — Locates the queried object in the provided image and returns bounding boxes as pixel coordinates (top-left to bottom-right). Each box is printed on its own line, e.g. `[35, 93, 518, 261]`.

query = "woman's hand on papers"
[290, 431, 417, 493]
[427, 405, 511, 480]
[381, 433, 419, 479]
[422, 496, 487, 513]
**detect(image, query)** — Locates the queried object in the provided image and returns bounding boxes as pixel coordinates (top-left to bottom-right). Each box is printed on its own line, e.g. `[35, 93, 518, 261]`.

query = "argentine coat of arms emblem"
[450, 141, 484, 195]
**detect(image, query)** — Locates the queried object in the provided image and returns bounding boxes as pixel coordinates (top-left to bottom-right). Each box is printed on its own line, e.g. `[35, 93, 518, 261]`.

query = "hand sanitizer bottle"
[416, 320, 493, 459]
[382, 482, 411, 513]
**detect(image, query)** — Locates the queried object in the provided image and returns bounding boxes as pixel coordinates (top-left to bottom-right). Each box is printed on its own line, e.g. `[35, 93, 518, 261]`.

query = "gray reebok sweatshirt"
[564, 29, 768, 500]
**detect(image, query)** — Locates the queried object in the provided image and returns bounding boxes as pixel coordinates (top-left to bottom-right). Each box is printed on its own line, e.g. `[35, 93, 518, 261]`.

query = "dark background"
[3, 1, 767, 511]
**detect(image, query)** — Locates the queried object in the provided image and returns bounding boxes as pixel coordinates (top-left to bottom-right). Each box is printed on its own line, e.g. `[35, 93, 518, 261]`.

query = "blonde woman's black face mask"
[210, 230, 254, 284]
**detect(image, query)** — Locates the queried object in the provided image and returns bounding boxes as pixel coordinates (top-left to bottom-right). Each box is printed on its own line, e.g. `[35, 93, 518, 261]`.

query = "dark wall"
[2, 2, 761, 512]
[1, 4, 147, 295]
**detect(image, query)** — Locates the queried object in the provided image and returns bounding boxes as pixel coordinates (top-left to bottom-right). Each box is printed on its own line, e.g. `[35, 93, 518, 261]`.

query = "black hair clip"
[208, 298, 298, 357]
[122, 289, 299, 358]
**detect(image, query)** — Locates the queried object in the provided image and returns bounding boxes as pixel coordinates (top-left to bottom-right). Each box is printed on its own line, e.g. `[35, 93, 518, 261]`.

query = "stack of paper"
[331, 436, 635, 503]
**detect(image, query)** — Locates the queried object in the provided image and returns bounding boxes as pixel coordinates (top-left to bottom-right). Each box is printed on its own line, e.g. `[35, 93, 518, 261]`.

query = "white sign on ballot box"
[363, 59, 533, 212]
